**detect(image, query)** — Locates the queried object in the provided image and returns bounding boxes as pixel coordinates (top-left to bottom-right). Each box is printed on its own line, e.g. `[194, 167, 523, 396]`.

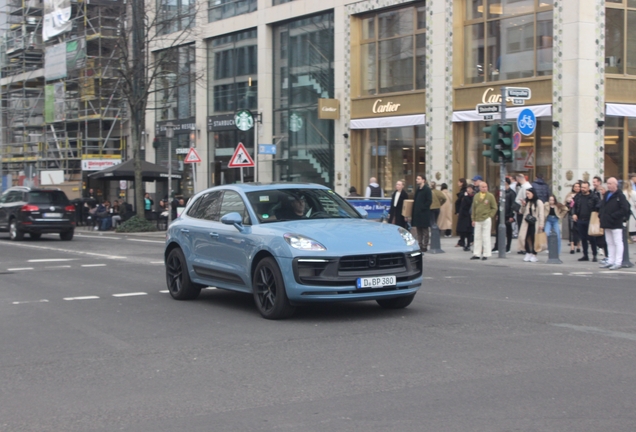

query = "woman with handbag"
[565, 182, 581, 253]
[388, 180, 408, 228]
[518, 188, 545, 262]
[544, 195, 569, 256]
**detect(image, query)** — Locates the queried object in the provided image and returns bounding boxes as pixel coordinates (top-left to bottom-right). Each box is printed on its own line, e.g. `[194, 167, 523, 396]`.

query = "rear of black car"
[17, 190, 76, 240]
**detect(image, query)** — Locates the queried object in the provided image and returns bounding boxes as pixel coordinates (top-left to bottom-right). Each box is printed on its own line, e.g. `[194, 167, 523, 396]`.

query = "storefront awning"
[350, 114, 425, 129]
[452, 104, 552, 122]
[606, 103, 636, 117]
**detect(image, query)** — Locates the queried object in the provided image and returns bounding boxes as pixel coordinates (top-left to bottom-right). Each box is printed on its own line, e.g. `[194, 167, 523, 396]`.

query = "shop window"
[463, 0, 553, 84]
[605, 1, 636, 75]
[358, 3, 426, 96]
[603, 116, 636, 181]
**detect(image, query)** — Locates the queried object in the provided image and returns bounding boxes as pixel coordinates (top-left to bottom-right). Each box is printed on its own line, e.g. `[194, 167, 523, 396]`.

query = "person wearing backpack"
[598, 177, 630, 270]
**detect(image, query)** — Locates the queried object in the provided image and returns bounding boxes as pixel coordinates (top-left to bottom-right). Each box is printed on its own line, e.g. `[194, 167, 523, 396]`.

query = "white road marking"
[150, 261, 164, 264]
[552, 323, 636, 341]
[599, 270, 636, 275]
[45, 265, 72, 269]
[206, 287, 217, 290]
[552, 272, 563, 275]
[2, 242, 126, 259]
[127, 239, 165, 244]
[8, 267, 34, 271]
[112, 292, 147, 297]
[81, 264, 107, 268]
[570, 272, 593, 275]
[75, 234, 122, 240]
[64, 296, 100, 301]
[12, 299, 49, 305]
[28, 258, 76, 263]
[159, 290, 169, 293]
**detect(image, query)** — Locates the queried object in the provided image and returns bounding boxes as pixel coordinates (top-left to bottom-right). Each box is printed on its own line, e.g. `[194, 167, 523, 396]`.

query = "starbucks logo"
[289, 113, 303, 132]
[234, 110, 254, 131]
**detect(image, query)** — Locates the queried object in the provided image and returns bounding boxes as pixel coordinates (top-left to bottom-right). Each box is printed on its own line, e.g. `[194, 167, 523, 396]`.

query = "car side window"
[219, 191, 250, 225]
[6, 191, 22, 203]
[188, 191, 222, 221]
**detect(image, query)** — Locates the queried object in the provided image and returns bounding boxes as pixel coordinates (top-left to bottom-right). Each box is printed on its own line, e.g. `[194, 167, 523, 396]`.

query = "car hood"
[266, 219, 415, 254]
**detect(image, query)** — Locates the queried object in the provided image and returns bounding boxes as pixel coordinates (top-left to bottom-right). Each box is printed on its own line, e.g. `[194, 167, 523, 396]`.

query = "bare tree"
[115, 0, 203, 218]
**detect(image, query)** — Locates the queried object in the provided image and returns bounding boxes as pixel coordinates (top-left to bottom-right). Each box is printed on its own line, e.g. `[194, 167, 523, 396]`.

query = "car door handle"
[180, 229, 190, 234]
[209, 232, 219, 238]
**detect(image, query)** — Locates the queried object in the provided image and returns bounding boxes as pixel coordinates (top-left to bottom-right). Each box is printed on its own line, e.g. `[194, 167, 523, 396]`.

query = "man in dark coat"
[411, 175, 432, 252]
[531, 173, 550, 203]
[598, 177, 630, 270]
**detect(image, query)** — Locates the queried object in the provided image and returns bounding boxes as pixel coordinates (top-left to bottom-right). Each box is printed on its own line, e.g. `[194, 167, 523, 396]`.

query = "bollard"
[622, 224, 634, 268]
[428, 219, 445, 254]
[546, 230, 562, 264]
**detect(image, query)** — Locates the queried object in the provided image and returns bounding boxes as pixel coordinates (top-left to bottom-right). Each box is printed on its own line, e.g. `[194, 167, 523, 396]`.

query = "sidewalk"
[425, 235, 636, 272]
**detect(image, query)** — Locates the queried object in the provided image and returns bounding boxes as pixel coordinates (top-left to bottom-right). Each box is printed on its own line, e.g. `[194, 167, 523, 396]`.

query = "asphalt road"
[1, 231, 636, 431]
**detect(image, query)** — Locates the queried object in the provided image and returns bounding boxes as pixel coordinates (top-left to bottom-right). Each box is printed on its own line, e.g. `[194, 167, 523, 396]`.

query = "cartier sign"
[453, 79, 551, 111]
[318, 99, 340, 120]
[351, 92, 425, 119]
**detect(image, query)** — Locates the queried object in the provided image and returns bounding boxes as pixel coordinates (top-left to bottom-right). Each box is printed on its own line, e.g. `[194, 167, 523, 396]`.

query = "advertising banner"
[43, 0, 72, 42]
[44, 43, 67, 80]
[82, 159, 122, 171]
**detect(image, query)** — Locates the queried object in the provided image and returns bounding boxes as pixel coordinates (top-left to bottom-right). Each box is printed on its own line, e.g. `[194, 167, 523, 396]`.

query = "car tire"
[166, 248, 201, 300]
[253, 257, 295, 320]
[376, 293, 416, 309]
[29, 233, 42, 240]
[60, 230, 74, 241]
[9, 220, 24, 241]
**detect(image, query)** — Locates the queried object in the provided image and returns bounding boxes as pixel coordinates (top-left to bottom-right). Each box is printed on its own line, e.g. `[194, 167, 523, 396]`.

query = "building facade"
[4, 0, 636, 201]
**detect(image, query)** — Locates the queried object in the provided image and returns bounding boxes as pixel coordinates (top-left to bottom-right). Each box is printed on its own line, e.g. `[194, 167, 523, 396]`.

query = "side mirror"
[221, 212, 245, 231]
[355, 207, 368, 219]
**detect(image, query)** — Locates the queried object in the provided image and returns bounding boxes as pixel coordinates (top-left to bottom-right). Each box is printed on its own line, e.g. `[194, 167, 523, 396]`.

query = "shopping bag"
[535, 231, 548, 252]
[402, 199, 414, 218]
[588, 211, 604, 237]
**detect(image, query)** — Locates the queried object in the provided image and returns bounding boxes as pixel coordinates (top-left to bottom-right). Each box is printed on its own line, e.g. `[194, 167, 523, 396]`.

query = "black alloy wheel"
[59, 230, 73, 241]
[166, 248, 201, 300]
[253, 257, 295, 320]
[376, 293, 416, 309]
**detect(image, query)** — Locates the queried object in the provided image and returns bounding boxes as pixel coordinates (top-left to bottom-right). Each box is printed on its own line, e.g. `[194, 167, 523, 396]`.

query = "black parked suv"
[0, 187, 75, 241]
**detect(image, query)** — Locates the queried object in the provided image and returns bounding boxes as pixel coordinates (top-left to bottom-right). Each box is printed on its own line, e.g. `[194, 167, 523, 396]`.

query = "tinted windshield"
[28, 191, 69, 205]
[246, 189, 361, 223]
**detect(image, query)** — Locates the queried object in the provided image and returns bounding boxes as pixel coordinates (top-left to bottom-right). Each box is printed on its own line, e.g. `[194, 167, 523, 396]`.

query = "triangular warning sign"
[183, 147, 201, 164]
[228, 142, 255, 168]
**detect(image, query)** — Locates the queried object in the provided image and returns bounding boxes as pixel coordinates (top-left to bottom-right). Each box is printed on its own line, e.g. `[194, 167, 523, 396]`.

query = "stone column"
[426, 0, 453, 187]
[257, 8, 274, 183]
[556, 0, 605, 197]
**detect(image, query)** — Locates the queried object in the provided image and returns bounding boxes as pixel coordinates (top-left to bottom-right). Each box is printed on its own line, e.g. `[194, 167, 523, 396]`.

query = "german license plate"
[43, 213, 62, 218]
[356, 275, 396, 289]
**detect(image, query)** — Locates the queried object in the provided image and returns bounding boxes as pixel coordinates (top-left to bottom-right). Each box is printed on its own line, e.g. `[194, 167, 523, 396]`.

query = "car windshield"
[246, 188, 361, 223]
[28, 191, 69, 205]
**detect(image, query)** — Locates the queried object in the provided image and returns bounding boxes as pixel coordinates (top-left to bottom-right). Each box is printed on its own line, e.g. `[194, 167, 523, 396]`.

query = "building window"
[603, 116, 636, 181]
[273, 0, 295, 4]
[273, 12, 335, 187]
[156, 45, 196, 121]
[358, 3, 426, 96]
[463, 0, 553, 84]
[157, 0, 196, 35]
[207, 29, 258, 115]
[605, 1, 636, 75]
[208, 0, 257, 23]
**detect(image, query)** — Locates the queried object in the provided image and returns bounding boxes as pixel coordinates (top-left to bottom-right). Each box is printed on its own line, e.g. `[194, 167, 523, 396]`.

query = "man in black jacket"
[573, 181, 600, 261]
[599, 177, 630, 270]
[411, 175, 432, 252]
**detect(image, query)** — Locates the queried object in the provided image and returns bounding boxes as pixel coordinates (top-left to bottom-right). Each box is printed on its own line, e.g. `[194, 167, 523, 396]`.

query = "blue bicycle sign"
[517, 109, 536, 136]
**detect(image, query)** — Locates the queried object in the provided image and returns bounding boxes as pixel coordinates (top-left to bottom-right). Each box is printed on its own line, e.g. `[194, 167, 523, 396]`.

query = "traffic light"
[482, 124, 500, 163]
[498, 123, 514, 163]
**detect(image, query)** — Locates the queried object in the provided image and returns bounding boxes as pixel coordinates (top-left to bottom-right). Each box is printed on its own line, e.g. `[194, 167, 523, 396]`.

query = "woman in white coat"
[518, 188, 545, 262]
[622, 181, 636, 241]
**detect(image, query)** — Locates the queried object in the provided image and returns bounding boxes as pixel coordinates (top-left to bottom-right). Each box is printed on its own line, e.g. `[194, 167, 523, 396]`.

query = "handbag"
[525, 214, 537, 224]
[588, 211, 604, 237]
[535, 231, 548, 252]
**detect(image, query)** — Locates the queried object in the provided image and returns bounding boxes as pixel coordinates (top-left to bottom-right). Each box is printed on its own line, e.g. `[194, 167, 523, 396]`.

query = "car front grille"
[338, 253, 406, 272]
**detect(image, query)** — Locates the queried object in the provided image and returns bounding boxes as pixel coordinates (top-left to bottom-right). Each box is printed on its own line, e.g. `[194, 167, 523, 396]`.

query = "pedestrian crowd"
[367, 172, 636, 268]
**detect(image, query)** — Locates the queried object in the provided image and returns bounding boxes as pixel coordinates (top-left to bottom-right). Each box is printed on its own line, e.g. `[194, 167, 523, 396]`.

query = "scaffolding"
[1, 0, 127, 190]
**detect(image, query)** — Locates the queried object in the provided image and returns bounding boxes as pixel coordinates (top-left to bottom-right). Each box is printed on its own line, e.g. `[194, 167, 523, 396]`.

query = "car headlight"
[284, 233, 327, 251]
[398, 227, 417, 246]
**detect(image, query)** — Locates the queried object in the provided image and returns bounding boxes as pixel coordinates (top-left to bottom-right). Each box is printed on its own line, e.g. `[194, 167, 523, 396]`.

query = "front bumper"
[278, 253, 423, 303]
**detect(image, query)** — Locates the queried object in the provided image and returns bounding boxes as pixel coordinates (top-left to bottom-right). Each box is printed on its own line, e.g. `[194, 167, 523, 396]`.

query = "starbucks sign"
[234, 109, 254, 131]
[289, 113, 303, 132]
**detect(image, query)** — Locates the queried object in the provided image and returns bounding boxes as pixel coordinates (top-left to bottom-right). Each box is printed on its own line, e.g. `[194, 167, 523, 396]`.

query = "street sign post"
[517, 108, 537, 136]
[476, 104, 501, 115]
[183, 147, 201, 164]
[506, 87, 531, 100]
[228, 142, 255, 183]
[258, 144, 276, 155]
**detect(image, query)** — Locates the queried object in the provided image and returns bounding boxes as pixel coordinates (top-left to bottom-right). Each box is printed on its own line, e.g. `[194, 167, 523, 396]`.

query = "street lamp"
[165, 122, 174, 225]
